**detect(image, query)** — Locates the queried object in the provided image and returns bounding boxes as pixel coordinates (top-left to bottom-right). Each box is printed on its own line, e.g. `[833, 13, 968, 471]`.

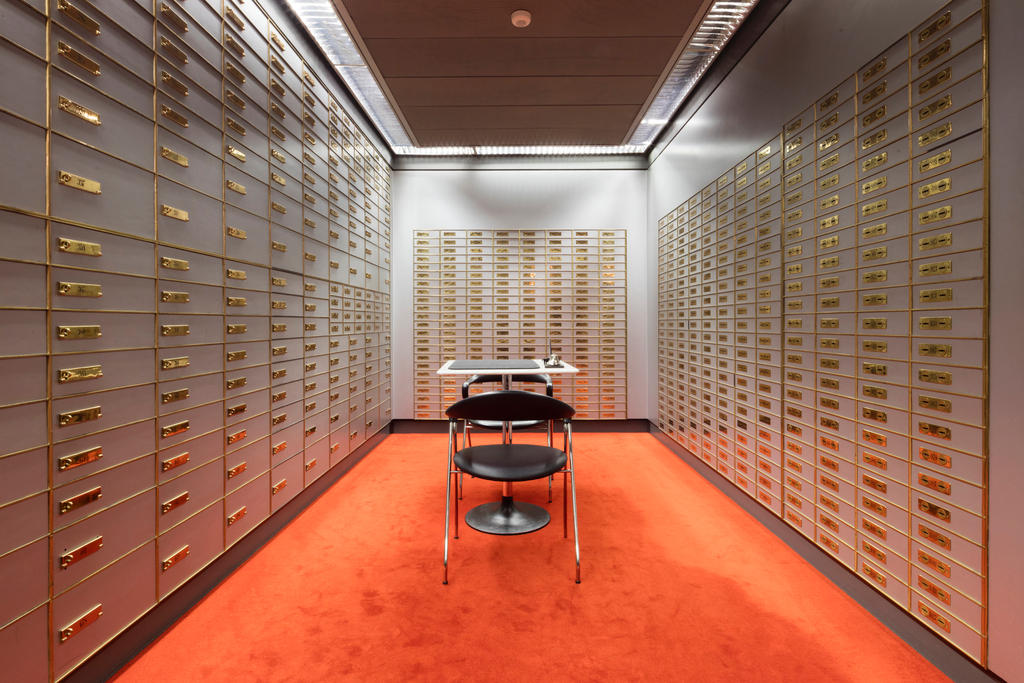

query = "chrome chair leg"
[567, 421, 580, 583]
[547, 421, 554, 503]
[443, 420, 455, 585]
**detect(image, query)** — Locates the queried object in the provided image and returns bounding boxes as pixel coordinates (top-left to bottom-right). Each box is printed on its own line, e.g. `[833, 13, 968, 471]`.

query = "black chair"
[459, 373, 555, 500]
[443, 390, 580, 584]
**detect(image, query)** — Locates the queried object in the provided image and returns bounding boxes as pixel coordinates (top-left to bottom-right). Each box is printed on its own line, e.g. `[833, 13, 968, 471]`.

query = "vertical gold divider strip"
[43, 0, 55, 678]
[980, 0, 990, 664]
[217, 0, 228, 549]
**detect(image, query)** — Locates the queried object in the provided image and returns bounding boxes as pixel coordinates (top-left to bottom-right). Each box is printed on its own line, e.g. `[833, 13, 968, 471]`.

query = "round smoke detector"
[510, 9, 532, 28]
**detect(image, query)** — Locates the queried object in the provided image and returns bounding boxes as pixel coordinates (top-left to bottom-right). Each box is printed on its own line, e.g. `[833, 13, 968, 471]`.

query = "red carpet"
[115, 433, 947, 681]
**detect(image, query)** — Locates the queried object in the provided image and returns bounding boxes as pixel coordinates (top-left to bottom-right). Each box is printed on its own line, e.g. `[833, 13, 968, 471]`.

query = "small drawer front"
[0, 356, 46, 408]
[53, 489, 155, 595]
[226, 288, 270, 317]
[225, 433, 270, 493]
[270, 190, 302, 233]
[51, 222, 155, 277]
[0, 538, 49, 630]
[158, 370, 223, 417]
[271, 225, 304, 273]
[0, 490, 48, 556]
[158, 313, 224, 347]
[1, 36, 46, 126]
[158, 279, 223, 315]
[53, 418, 155, 489]
[157, 497, 224, 599]
[225, 167, 269, 218]
[270, 420, 304, 464]
[304, 409, 330, 449]
[50, 135, 154, 240]
[225, 206, 271, 267]
[51, 268, 154, 313]
[227, 386, 270, 426]
[158, 91, 220, 153]
[224, 471, 270, 547]
[53, 383, 155, 443]
[224, 260, 270, 292]
[0, 446, 48, 508]
[53, 454, 154, 532]
[226, 412, 270, 455]
[0, 606, 48, 683]
[158, 246, 223, 286]
[50, 69, 154, 170]
[225, 315, 270, 343]
[158, 343, 223, 382]
[158, 401, 223, 450]
[158, 177, 224, 255]
[0, 111, 46, 214]
[157, 125, 223, 195]
[227, 364, 270, 397]
[52, 541, 156, 678]
[303, 435, 330, 487]
[270, 452, 303, 512]
[227, 340, 271, 369]
[156, 29, 220, 102]
[52, 348, 153, 398]
[157, 426, 225, 486]
[158, 457, 223, 533]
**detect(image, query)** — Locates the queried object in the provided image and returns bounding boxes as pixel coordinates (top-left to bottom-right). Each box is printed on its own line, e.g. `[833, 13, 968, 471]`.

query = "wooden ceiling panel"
[363, 37, 681, 78]
[385, 76, 658, 107]
[339, 0, 705, 39]
[334, 0, 712, 147]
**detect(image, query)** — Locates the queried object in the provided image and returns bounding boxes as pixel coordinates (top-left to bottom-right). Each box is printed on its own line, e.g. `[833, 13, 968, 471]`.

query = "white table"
[437, 359, 578, 534]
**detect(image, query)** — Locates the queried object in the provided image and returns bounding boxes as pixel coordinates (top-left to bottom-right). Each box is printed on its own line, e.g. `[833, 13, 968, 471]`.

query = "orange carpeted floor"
[115, 433, 948, 682]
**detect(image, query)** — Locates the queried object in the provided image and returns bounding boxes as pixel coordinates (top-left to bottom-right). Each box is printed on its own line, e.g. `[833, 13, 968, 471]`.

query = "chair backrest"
[462, 373, 553, 398]
[446, 390, 574, 422]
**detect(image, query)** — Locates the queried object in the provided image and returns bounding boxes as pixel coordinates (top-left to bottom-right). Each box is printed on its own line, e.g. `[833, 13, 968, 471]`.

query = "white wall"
[392, 167, 648, 418]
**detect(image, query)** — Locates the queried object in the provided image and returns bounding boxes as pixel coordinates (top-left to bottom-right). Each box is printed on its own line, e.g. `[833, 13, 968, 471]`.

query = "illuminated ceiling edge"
[285, 0, 759, 156]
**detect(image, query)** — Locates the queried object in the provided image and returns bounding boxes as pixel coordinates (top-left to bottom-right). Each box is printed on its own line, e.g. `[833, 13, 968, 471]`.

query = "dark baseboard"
[65, 427, 390, 683]
[390, 418, 649, 433]
[647, 424, 1003, 683]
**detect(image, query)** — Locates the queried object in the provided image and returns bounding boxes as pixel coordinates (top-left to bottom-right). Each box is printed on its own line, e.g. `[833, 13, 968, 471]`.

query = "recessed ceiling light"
[510, 9, 532, 28]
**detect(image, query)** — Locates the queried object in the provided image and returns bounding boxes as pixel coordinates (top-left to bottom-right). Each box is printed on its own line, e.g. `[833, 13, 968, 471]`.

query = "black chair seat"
[468, 418, 544, 431]
[454, 443, 567, 482]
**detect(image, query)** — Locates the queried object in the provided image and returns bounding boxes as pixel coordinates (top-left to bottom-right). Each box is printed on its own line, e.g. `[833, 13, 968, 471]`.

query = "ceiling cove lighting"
[285, 0, 758, 156]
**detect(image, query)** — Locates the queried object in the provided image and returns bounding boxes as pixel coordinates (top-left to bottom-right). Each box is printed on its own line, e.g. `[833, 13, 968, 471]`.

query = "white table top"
[436, 359, 579, 375]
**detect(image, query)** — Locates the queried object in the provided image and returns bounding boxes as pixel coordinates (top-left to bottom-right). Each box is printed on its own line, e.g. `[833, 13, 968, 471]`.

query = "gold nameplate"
[226, 145, 246, 162]
[160, 71, 188, 97]
[271, 125, 286, 142]
[919, 395, 952, 413]
[820, 338, 839, 349]
[919, 369, 952, 385]
[918, 177, 951, 200]
[227, 506, 247, 526]
[59, 604, 104, 641]
[862, 199, 887, 216]
[863, 408, 887, 423]
[919, 149, 952, 173]
[862, 177, 887, 195]
[160, 146, 189, 168]
[819, 194, 839, 209]
[57, 281, 102, 297]
[160, 104, 188, 128]
[919, 316, 952, 330]
[161, 356, 189, 370]
[863, 362, 887, 376]
[819, 318, 838, 329]
[862, 81, 886, 105]
[57, 41, 100, 76]
[161, 544, 190, 572]
[58, 0, 100, 34]
[919, 288, 953, 304]
[226, 268, 247, 280]
[862, 105, 886, 127]
[226, 179, 247, 195]
[58, 96, 100, 125]
[225, 226, 248, 242]
[270, 149, 286, 164]
[919, 123, 952, 147]
[862, 128, 887, 150]
[918, 67, 951, 96]
[272, 391, 287, 403]
[161, 324, 189, 336]
[226, 296, 247, 307]
[56, 238, 101, 259]
[272, 201, 287, 214]
[58, 170, 101, 195]
[918, 260, 952, 276]
[918, 499, 951, 522]
[226, 90, 246, 111]
[272, 323, 287, 333]
[918, 232, 952, 251]
[226, 377, 247, 390]
[919, 95, 952, 123]
[225, 62, 245, 84]
[227, 429, 247, 445]
[58, 364, 103, 384]
[59, 485, 102, 514]
[226, 323, 248, 335]
[819, 215, 838, 230]
[862, 385, 887, 399]
[158, 37, 187, 64]
[919, 206, 952, 225]
[862, 318, 887, 330]
[161, 388, 189, 404]
[862, 270, 887, 283]
[918, 343, 952, 358]
[862, 293, 887, 306]
[58, 446, 103, 471]
[919, 447, 951, 469]
[160, 256, 190, 271]
[226, 350, 248, 363]
[862, 246, 887, 261]
[161, 204, 189, 221]
[58, 406, 102, 426]
[818, 153, 839, 171]
[59, 535, 104, 569]
[819, 256, 839, 269]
